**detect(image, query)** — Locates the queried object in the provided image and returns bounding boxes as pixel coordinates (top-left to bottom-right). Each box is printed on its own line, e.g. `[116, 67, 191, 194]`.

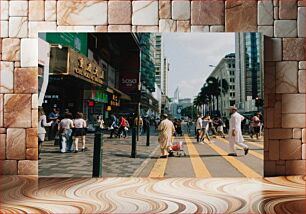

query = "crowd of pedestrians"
[38, 105, 88, 157]
[155, 106, 263, 158]
[196, 114, 226, 144]
[39, 104, 263, 159]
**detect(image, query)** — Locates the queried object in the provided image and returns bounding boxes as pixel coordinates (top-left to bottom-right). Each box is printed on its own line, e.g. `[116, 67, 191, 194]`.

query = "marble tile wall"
[0, 0, 305, 176]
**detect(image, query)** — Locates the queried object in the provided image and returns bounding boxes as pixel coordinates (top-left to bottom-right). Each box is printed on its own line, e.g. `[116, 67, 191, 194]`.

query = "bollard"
[146, 125, 150, 146]
[92, 126, 103, 177]
[131, 127, 137, 158]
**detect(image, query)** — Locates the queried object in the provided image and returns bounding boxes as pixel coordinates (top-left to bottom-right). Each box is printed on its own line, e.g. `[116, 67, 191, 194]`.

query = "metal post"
[131, 127, 137, 158]
[137, 103, 140, 141]
[146, 125, 150, 146]
[92, 127, 103, 177]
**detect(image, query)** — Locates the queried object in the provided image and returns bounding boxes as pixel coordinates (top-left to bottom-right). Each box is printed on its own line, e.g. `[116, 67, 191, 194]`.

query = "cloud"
[163, 33, 235, 98]
[176, 79, 206, 99]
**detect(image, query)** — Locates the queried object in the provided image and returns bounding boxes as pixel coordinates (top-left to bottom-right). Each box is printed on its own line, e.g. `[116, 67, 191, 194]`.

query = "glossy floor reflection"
[0, 176, 305, 213]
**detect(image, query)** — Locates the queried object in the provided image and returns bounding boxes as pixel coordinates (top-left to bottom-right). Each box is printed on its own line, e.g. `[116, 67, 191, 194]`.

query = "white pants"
[229, 140, 248, 154]
[61, 137, 67, 153]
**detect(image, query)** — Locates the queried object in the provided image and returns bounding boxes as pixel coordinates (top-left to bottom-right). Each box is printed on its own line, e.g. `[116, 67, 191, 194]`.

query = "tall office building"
[206, 53, 236, 116]
[155, 34, 162, 89]
[162, 57, 170, 96]
[235, 32, 263, 112]
[137, 33, 156, 92]
[136, 33, 159, 116]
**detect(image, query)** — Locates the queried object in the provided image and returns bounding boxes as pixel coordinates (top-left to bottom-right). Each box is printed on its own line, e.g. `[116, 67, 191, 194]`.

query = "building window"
[229, 92, 236, 97]
[229, 85, 235, 90]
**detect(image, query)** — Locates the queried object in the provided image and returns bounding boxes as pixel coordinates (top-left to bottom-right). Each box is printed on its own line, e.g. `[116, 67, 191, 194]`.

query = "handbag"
[124, 127, 128, 131]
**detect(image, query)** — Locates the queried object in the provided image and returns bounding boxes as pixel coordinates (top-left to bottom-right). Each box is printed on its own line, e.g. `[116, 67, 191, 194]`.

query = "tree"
[206, 77, 219, 111]
[205, 76, 229, 113]
[181, 106, 197, 118]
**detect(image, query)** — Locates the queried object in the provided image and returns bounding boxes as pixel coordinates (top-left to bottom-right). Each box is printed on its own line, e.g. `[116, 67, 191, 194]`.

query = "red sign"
[88, 100, 95, 107]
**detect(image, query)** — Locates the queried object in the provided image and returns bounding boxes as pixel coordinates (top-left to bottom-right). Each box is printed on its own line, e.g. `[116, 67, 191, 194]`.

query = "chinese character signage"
[68, 48, 105, 86]
[110, 94, 120, 107]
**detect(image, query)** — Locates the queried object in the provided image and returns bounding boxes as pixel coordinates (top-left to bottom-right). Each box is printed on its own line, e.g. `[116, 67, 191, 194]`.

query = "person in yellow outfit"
[158, 114, 175, 158]
[134, 116, 143, 135]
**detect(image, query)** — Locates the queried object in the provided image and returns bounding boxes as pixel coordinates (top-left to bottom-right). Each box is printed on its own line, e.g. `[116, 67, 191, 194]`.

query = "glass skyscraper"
[235, 32, 263, 112]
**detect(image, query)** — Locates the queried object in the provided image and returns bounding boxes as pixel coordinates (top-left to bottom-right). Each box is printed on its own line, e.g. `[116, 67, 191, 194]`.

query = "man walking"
[196, 114, 202, 142]
[158, 114, 175, 158]
[228, 106, 249, 156]
[134, 116, 143, 135]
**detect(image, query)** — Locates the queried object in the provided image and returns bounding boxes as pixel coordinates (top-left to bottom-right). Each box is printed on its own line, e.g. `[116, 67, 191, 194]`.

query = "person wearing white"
[158, 114, 175, 158]
[38, 107, 53, 159]
[196, 114, 203, 142]
[200, 115, 210, 143]
[73, 112, 87, 153]
[58, 113, 74, 153]
[228, 106, 249, 156]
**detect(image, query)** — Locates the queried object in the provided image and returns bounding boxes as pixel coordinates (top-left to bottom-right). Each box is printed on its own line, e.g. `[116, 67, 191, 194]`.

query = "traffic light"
[255, 97, 259, 107]
[88, 100, 95, 107]
[255, 97, 263, 107]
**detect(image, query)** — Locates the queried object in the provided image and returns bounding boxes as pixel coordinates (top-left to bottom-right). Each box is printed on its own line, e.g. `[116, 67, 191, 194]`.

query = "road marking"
[204, 138, 261, 178]
[148, 136, 174, 178]
[132, 145, 160, 177]
[185, 135, 211, 178]
[244, 140, 264, 149]
[148, 158, 168, 177]
[244, 136, 264, 142]
[216, 136, 263, 160]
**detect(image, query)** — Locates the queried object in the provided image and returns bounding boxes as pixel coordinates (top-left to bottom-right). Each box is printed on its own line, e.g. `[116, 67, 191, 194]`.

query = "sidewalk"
[39, 128, 160, 177]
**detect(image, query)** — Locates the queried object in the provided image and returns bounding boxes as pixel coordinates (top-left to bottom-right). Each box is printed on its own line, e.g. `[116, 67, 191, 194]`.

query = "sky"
[163, 33, 235, 100]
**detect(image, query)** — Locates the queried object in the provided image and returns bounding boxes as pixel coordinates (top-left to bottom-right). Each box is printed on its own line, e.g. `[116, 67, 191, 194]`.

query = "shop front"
[43, 46, 106, 119]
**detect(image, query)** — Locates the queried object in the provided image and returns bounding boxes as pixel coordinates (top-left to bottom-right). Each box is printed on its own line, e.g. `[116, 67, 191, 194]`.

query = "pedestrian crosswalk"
[216, 136, 263, 160]
[147, 134, 263, 178]
[185, 136, 211, 178]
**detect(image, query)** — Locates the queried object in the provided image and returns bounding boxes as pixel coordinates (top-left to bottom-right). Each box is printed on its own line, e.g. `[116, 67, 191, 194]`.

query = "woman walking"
[251, 112, 261, 139]
[38, 107, 53, 159]
[58, 112, 74, 153]
[118, 116, 128, 138]
[73, 112, 87, 152]
[200, 115, 211, 143]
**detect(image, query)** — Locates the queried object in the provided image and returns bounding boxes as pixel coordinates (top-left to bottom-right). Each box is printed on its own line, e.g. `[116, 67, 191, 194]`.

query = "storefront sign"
[119, 72, 139, 93]
[68, 48, 105, 86]
[93, 91, 108, 103]
[45, 33, 88, 56]
[110, 94, 120, 107]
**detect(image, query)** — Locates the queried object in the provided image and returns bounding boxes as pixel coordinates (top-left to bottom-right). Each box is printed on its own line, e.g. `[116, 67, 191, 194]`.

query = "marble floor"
[0, 176, 305, 213]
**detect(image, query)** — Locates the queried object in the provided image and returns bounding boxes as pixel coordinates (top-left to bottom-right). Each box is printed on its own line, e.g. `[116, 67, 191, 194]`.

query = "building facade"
[155, 34, 162, 90]
[162, 57, 170, 97]
[137, 33, 159, 117]
[40, 33, 140, 125]
[235, 32, 264, 113]
[207, 53, 236, 117]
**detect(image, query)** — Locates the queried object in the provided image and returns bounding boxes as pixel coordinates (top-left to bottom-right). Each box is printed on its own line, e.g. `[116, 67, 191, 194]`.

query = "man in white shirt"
[228, 106, 249, 156]
[196, 114, 203, 143]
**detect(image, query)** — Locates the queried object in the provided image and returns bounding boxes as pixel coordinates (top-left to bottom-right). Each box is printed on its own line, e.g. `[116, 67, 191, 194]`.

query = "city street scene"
[38, 32, 264, 177]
